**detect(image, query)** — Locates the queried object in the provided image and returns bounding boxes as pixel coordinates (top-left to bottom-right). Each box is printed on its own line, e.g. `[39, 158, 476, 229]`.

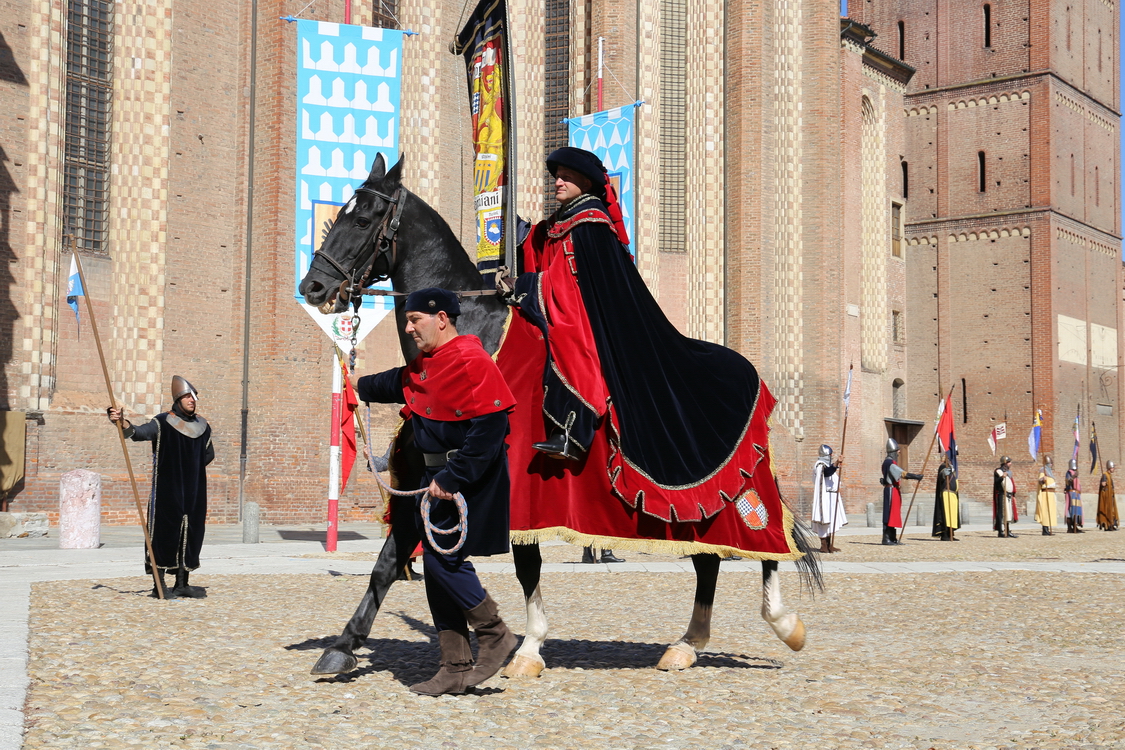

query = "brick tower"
[851, 0, 1122, 497]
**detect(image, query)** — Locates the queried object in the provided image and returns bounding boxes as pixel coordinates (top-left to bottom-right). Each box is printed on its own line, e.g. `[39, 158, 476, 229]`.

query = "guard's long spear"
[827, 363, 853, 551]
[899, 384, 956, 543]
[71, 240, 165, 598]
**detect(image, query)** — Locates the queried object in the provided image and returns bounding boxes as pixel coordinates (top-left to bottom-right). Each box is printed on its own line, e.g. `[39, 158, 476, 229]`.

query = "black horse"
[299, 154, 817, 679]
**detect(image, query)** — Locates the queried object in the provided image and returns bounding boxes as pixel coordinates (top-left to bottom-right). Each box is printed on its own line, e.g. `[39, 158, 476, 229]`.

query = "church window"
[898, 21, 905, 60]
[543, 0, 570, 212]
[372, 0, 397, 29]
[978, 151, 986, 192]
[63, 0, 113, 255]
[901, 161, 909, 199]
[891, 203, 903, 257]
[659, 0, 688, 254]
[983, 5, 991, 48]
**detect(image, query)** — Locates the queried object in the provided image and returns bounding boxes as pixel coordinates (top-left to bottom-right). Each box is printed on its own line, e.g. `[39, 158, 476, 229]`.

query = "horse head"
[299, 152, 406, 312]
[297, 152, 510, 359]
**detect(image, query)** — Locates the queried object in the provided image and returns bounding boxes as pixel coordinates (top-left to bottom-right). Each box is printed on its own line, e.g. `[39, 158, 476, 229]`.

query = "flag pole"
[333, 343, 370, 463]
[827, 363, 853, 551]
[71, 240, 165, 598]
[900, 384, 956, 542]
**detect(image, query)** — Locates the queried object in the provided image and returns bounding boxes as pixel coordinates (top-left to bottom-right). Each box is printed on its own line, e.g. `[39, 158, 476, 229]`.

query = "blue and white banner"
[66, 251, 83, 332]
[566, 103, 637, 256]
[294, 20, 403, 330]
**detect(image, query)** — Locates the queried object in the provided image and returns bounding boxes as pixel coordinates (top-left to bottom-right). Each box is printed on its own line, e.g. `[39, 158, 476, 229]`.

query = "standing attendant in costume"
[1096, 460, 1119, 531]
[1035, 455, 1058, 535]
[811, 444, 845, 552]
[880, 439, 922, 545]
[107, 376, 213, 599]
[932, 454, 960, 541]
[355, 288, 518, 696]
[1064, 458, 1084, 533]
[993, 455, 1019, 538]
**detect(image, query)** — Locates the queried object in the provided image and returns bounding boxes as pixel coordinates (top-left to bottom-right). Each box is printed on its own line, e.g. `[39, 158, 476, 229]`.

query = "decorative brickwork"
[108, 0, 174, 414]
[684, 0, 724, 344]
[768, 0, 804, 435]
[860, 94, 888, 373]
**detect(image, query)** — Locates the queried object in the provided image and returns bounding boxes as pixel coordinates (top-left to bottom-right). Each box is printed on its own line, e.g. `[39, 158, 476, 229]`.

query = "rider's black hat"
[405, 287, 461, 317]
[546, 147, 608, 195]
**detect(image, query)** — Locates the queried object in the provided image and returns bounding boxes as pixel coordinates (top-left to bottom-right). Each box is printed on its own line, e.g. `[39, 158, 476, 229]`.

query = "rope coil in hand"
[371, 455, 468, 555]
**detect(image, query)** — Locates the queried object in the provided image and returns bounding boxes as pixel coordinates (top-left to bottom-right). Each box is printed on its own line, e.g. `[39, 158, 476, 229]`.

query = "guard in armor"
[107, 376, 214, 598]
[811, 444, 846, 552]
[993, 455, 1019, 538]
[1096, 460, 1119, 531]
[1035, 455, 1058, 535]
[932, 454, 960, 541]
[880, 439, 922, 545]
[355, 288, 518, 696]
[1064, 458, 1084, 533]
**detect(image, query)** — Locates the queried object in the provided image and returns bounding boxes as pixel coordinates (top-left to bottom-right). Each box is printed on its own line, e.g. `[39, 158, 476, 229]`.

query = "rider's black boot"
[532, 433, 582, 461]
[580, 546, 597, 564]
[599, 549, 625, 563]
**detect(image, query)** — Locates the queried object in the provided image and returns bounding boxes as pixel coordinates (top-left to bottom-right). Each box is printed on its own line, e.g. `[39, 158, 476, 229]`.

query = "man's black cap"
[405, 287, 461, 316]
[546, 147, 608, 194]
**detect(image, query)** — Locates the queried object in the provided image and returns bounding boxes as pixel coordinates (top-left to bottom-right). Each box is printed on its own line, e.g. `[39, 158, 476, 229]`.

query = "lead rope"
[369, 450, 469, 555]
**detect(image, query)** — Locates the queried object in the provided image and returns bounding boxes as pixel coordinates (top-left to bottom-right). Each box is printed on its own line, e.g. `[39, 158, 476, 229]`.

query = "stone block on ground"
[58, 470, 101, 549]
[0, 512, 49, 539]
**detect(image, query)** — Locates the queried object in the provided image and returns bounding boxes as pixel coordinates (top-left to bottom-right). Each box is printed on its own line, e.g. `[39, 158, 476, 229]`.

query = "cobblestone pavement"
[6, 524, 1125, 750]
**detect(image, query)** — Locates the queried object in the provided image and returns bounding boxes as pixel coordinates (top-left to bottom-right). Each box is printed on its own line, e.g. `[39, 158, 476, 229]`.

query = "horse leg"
[657, 553, 721, 670]
[501, 542, 549, 678]
[760, 560, 806, 651]
[310, 507, 419, 675]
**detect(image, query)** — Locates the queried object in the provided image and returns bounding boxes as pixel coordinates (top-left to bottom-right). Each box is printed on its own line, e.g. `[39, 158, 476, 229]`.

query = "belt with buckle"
[423, 449, 459, 467]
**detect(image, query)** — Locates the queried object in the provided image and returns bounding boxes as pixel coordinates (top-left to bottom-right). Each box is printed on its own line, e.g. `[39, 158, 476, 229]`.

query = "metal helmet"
[1044, 455, 1053, 466]
[1068, 458, 1078, 471]
[886, 438, 899, 457]
[818, 444, 833, 458]
[171, 375, 198, 403]
[1108, 461, 1117, 471]
[1000, 455, 1011, 466]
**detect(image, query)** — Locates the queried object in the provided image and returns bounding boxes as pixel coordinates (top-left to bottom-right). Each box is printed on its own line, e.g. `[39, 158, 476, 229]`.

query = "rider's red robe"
[497, 196, 803, 560]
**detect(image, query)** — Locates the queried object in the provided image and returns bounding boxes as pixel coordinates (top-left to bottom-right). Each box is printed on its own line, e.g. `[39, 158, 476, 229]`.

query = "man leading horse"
[355, 288, 518, 695]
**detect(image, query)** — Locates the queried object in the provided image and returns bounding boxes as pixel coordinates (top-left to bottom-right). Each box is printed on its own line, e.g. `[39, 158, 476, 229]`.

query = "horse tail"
[776, 477, 824, 594]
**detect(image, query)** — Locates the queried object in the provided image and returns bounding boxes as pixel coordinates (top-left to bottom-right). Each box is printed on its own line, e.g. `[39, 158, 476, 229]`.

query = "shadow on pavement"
[276, 530, 371, 543]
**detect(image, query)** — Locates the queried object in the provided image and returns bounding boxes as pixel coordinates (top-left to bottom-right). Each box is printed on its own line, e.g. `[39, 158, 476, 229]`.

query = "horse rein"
[312, 185, 406, 308]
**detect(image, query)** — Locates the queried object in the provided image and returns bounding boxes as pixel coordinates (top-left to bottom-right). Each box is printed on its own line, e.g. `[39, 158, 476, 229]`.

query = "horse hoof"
[311, 649, 359, 675]
[501, 654, 545, 678]
[656, 642, 697, 671]
[782, 619, 806, 652]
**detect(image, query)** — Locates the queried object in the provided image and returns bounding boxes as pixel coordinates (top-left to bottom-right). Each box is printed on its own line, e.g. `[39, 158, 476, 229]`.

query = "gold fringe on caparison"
[508, 503, 806, 562]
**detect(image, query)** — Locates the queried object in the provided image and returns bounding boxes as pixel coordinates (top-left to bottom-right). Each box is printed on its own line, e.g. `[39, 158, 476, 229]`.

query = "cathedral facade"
[1, 0, 1112, 524]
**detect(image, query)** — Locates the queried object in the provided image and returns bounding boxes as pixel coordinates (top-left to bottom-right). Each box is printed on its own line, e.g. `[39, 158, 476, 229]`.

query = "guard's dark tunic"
[881, 457, 904, 528]
[128, 411, 214, 572]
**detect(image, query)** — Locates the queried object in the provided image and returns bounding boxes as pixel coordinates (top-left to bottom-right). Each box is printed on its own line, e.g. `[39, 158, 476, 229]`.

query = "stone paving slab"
[5, 525, 1125, 749]
[15, 570, 1125, 749]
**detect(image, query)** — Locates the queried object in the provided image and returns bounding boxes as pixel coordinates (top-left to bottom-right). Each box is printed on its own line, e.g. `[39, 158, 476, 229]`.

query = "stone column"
[59, 469, 101, 549]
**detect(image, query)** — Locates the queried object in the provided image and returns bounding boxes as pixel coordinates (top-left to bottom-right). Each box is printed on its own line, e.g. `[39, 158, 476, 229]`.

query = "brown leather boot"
[463, 592, 517, 687]
[819, 537, 830, 553]
[410, 630, 474, 696]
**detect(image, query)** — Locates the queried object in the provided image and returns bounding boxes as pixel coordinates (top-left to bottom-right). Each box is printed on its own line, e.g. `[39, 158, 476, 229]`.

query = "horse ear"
[367, 153, 387, 182]
[385, 153, 405, 185]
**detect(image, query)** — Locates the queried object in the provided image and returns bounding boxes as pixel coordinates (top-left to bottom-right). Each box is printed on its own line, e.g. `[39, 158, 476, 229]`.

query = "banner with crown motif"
[293, 19, 403, 341]
[566, 103, 637, 258]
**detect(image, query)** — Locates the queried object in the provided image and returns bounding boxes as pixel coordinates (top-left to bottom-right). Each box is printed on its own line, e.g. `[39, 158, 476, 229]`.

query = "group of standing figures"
[812, 441, 1121, 547]
[1031, 456, 1120, 535]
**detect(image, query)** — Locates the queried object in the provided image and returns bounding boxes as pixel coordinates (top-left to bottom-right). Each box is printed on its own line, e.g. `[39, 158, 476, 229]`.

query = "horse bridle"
[312, 185, 407, 311]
